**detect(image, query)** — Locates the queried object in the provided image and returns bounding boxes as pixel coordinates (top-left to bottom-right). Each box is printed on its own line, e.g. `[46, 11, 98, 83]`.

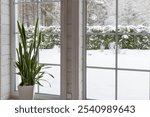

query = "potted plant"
[15, 19, 54, 100]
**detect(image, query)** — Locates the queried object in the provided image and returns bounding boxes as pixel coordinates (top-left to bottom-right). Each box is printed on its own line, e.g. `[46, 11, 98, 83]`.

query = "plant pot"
[18, 85, 35, 100]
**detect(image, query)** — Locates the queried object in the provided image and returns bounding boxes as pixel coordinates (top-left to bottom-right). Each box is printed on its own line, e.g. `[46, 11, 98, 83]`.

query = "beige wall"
[0, 0, 11, 99]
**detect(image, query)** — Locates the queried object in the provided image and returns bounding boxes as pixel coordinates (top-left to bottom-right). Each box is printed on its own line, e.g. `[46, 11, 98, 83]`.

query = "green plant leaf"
[15, 19, 54, 87]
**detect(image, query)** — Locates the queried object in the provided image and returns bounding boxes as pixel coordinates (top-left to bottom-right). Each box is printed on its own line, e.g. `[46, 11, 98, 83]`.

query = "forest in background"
[16, 0, 150, 49]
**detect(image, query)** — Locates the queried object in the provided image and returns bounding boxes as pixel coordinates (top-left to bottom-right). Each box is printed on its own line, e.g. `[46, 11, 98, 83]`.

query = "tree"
[40, 2, 60, 26]
[119, 0, 144, 26]
[17, 0, 60, 27]
[138, 0, 150, 26]
[87, 0, 109, 26]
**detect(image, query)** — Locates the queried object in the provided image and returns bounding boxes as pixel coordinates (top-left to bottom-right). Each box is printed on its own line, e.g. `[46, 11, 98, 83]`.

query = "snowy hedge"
[87, 25, 150, 50]
[25, 25, 150, 49]
[25, 26, 60, 49]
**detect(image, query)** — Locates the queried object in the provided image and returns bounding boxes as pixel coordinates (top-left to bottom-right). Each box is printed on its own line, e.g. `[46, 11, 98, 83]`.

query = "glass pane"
[119, 0, 150, 26]
[15, 3, 38, 31]
[86, 0, 116, 68]
[39, 66, 60, 95]
[118, 71, 149, 100]
[39, 2, 60, 26]
[39, 2, 60, 63]
[38, 1, 60, 58]
[87, 0, 116, 26]
[39, 48, 60, 64]
[118, 34, 150, 70]
[87, 68, 115, 100]
[87, 34, 116, 68]
[14, 1, 61, 96]
[38, 0, 60, 93]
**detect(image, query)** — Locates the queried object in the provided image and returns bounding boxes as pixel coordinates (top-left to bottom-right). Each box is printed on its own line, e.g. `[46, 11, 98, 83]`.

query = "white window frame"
[10, 0, 88, 100]
[10, 0, 61, 100]
[85, 0, 150, 100]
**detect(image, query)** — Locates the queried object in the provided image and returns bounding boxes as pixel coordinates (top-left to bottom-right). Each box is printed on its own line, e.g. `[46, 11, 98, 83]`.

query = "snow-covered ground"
[87, 49, 150, 100]
[38, 48, 60, 95]
[16, 47, 150, 100]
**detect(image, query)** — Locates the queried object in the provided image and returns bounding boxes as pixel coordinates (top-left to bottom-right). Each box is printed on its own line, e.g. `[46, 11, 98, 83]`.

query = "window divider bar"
[14, 0, 60, 4]
[87, 66, 150, 72]
[115, 0, 119, 100]
[39, 63, 60, 66]
[149, 72, 150, 100]
[87, 32, 150, 36]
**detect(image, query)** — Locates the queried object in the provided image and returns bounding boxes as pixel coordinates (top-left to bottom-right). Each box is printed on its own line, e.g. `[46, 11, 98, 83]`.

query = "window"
[86, 0, 150, 100]
[12, 0, 61, 99]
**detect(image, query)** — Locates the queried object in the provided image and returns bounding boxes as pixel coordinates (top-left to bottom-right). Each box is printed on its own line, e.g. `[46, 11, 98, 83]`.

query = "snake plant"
[16, 19, 54, 86]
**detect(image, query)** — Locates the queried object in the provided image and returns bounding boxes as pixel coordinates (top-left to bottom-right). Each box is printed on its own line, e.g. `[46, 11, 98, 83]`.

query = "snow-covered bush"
[25, 26, 60, 49]
[40, 26, 60, 49]
[87, 25, 150, 50]
[25, 25, 150, 49]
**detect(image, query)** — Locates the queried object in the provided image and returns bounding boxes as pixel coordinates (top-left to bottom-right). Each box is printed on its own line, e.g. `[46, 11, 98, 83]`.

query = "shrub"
[25, 25, 150, 50]
[25, 26, 60, 49]
[87, 25, 150, 50]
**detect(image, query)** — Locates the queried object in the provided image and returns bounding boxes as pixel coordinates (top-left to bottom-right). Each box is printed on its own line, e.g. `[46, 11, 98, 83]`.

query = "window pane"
[87, 68, 115, 100]
[38, 2, 60, 64]
[39, 66, 60, 95]
[14, 1, 61, 97]
[86, 0, 116, 100]
[86, 0, 150, 100]
[87, 0, 116, 26]
[87, 34, 116, 68]
[118, 34, 150, 70]
[38, 2, 60, 63]
[39, 49, 60, 64]
[119, 0, 150, 26]
[86, 0, 116, 68]
[15, 3, 38, 31]
[39, 2, 60, 26]
[118, 71, 149, 100]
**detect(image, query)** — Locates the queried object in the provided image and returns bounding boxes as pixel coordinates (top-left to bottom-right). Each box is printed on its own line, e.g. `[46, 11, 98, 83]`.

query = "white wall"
[0, 0, 11, 99]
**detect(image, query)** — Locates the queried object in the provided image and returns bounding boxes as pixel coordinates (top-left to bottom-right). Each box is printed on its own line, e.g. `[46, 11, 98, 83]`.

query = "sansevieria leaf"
[16, 19, 54, 87]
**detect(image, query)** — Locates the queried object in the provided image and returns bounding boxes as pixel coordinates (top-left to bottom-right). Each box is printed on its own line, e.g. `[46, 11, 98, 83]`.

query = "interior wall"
[0, 0, 11, 99]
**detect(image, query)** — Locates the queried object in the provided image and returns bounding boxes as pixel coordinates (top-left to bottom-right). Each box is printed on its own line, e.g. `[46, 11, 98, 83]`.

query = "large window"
[86, 0, 150, 100]
[13, 0, 61, 99]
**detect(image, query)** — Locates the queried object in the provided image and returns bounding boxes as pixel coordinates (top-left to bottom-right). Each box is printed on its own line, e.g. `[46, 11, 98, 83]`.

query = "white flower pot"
[18, 86, 35, 100]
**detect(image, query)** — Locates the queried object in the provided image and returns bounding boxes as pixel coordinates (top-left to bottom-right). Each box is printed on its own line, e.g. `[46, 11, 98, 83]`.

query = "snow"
[87, 25, 150, 34]
[38, 46, 60, 95]
[15, 0, 150, 100]
[15, 46, 150, 100]
[36, 48, 150, 100]
[87, 49, 150, 100]
[87, 49, 150, 70]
